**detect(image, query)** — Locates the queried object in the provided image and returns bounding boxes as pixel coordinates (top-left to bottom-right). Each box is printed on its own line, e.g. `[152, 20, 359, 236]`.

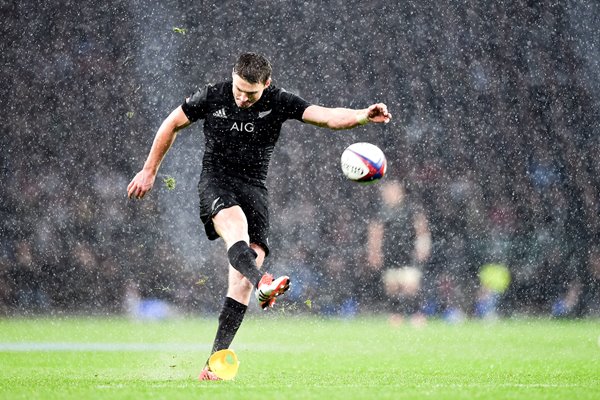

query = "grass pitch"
[0, 315, 598, 399]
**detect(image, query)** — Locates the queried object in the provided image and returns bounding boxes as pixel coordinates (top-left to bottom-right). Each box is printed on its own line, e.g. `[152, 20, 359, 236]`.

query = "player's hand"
[127, 169, 156, 199]
[367, 103, 392, 124]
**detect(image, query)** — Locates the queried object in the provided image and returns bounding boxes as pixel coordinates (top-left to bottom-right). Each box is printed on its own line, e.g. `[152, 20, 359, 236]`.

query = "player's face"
[232, 73, 270, 108]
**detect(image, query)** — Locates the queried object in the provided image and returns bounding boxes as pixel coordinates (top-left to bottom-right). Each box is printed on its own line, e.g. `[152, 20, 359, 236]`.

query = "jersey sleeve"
[181, 85, 210, 122]
[277, 90, 311, 121]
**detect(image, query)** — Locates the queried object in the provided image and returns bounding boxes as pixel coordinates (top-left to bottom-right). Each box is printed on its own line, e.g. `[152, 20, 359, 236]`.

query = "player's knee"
[249, 243, 266, 268]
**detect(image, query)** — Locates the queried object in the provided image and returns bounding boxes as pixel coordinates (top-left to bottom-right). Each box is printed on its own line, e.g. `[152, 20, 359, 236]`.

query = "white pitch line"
[0, 342, 312, 352]
[0, 343, 211, 352]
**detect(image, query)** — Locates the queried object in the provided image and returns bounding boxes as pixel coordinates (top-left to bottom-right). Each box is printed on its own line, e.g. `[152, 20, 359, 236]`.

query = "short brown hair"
[233, 53, 272, 84]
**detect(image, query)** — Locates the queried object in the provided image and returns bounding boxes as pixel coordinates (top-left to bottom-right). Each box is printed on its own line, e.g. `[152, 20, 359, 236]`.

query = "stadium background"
[1, 0, 599, 318]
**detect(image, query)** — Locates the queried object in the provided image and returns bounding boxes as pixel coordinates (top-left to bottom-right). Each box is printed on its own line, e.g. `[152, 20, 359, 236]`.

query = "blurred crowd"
[1, 1, 599, 319]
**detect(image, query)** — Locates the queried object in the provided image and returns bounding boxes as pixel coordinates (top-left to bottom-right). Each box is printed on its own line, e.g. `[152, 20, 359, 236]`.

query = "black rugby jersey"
[181, 81, 310, 186]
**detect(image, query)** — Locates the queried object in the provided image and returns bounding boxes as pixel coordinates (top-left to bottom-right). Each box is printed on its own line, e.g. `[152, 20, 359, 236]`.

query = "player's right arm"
[127, 106, 190, 199]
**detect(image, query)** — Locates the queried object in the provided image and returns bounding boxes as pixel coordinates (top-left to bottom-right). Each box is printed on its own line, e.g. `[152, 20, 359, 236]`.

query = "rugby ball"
[340, 142, 387, 183]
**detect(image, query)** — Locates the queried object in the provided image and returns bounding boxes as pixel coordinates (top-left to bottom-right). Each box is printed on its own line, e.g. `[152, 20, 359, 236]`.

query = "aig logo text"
[231, 122, 254, 132]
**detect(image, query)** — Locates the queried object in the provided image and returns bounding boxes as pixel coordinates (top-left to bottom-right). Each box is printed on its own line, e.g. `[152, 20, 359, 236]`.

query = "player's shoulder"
[188, 81, 230, 102]
[264, 85, 303, 103]
[262, 84, 279, 98]
[267, 84, 293, 96]
[207, 81, 232, 97]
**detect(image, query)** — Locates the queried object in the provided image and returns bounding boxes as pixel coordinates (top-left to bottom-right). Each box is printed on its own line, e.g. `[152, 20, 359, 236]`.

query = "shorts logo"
[231, 122, 254, 132]
[211, 197, 225, 213]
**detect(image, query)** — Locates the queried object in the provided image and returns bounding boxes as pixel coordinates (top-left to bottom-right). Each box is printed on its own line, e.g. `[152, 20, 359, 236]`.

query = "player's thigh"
[238, 185, 271, 257]
[198, 176, 242, 240]
[212, 205, 250, 245]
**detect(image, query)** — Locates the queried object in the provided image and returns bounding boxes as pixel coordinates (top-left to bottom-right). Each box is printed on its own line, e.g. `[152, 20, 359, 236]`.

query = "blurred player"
[367, 180, 431, 326]
[127, 52, 391, 380]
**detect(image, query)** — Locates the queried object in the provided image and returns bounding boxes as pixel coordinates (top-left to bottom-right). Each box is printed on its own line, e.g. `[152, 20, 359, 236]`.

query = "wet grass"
[0, 316, 598, 399]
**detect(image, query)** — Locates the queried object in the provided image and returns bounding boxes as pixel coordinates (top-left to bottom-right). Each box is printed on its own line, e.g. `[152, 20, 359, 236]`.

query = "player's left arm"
[302, 103, 392, 130]
[366, 219, 385, 271]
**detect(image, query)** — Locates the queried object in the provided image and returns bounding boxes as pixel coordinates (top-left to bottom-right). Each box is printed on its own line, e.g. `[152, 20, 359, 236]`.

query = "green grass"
[0, 315, 598, 399]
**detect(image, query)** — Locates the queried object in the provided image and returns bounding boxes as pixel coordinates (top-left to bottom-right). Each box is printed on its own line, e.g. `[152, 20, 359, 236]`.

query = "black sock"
[210, 297, 248, 355]
[227, 241, 263, 287]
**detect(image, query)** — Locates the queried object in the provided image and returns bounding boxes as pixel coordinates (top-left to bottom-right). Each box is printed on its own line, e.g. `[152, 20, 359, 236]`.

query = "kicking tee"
[181, 81, 310, 186]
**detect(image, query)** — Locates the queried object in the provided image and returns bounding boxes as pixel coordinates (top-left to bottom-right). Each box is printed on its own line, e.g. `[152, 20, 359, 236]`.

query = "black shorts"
[198, 173, 270, 256]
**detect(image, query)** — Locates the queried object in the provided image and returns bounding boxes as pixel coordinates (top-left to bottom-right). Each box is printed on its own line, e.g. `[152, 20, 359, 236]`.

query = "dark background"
[1, 0, 599, 317]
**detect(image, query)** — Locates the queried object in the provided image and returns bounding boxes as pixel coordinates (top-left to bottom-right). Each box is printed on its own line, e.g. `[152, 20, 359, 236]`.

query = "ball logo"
[231, 122, 254, 133]
[340, 142, 387, 184]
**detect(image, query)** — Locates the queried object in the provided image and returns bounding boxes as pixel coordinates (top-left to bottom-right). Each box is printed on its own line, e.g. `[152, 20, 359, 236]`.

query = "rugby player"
[127, 53, 391, 380]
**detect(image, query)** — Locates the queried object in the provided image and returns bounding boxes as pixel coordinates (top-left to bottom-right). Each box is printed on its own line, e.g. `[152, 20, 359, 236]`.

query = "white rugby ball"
[340, 142, 387, 183]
